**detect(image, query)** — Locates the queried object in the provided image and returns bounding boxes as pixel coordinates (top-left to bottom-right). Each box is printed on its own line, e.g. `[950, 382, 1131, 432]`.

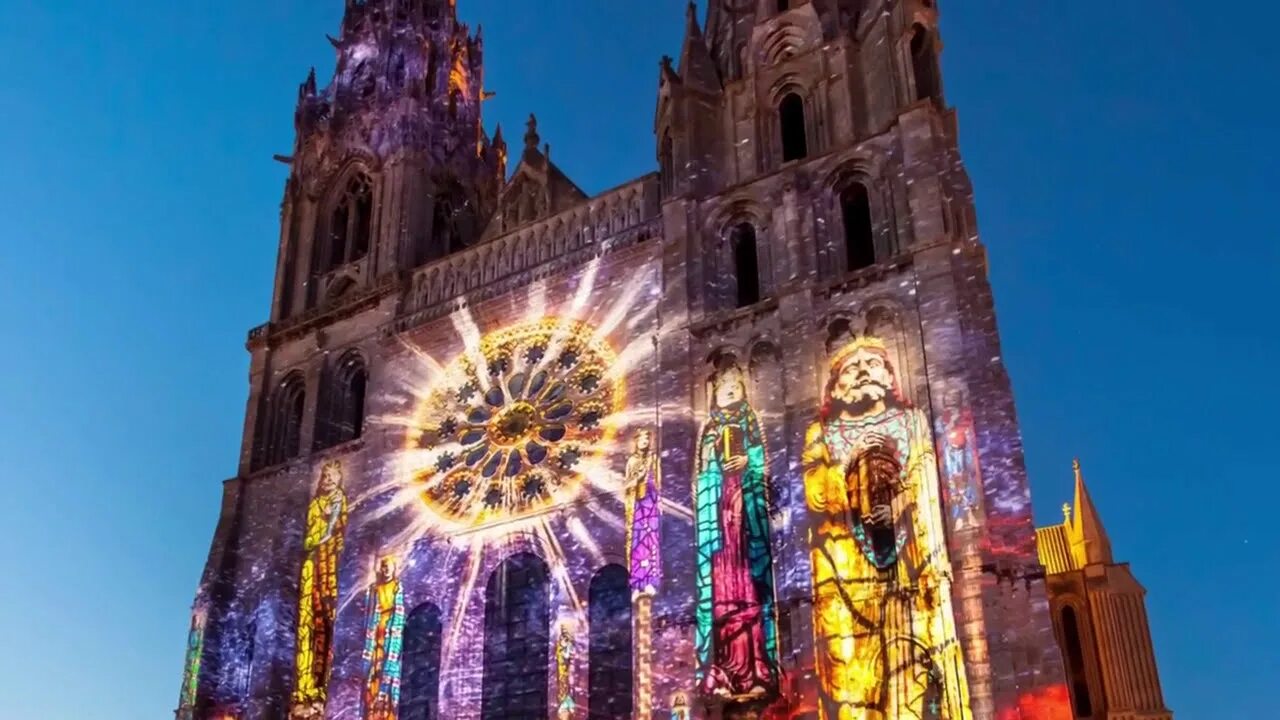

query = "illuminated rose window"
[407, 319, 622, 527]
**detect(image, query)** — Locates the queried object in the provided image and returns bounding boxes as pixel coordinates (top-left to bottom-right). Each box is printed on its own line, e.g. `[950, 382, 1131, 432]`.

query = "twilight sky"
[0, 1, 1276, 718]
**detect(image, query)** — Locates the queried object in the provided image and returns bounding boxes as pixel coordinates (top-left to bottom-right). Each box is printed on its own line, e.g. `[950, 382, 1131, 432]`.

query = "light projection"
[404, 317, 623, 530]
[177, 604, 208, 719]
[802, 337, 971, 720]
[556, 622, 576, 719]
[937, 387, 984, 533]
[694, 359, 779, 699]
[292, 461, 349, 714]
[362, 557, 406, 720]
[624, 427, 662, 596]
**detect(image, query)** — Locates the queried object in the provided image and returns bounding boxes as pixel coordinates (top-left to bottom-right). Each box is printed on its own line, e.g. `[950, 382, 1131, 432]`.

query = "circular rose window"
[406, 318, 622, 528]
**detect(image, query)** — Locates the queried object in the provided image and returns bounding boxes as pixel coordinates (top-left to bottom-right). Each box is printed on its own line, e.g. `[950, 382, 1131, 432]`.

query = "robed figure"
[694, 362, 779, 699]
[362, 557, 406, 720]
[802, 338, 971, 720]
[625, 428, 662, 597]
[292, 462, 348, 711]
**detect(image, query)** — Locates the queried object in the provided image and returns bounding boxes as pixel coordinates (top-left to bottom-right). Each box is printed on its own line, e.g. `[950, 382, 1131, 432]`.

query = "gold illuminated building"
[1037, 462, 1173, 720]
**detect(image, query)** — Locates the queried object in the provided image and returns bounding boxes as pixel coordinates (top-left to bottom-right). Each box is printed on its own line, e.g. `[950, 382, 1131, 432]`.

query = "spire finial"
[524, 113, 540, 152]
[1062, 502, 1072, 525]
[1068, 456, 1114, 566]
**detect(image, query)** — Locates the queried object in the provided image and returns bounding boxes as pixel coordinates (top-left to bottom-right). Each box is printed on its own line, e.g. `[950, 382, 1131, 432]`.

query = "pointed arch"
[482, 553, 550, 720]
[315, 350, 367, 450]
[587, 565, 632, 720]
[730, 222, 762, 308]
[1059, 605, 1095, 717]
[779, 92, 808, 161]
[841, 181, 875, 270]
[400, 603, 444, 720]
[260, 371, 306, 468]
[910, 24, 941, 103]
[317, 171, 373, 274]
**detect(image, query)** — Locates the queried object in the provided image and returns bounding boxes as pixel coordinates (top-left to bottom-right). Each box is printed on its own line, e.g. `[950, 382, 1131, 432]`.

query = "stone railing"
[395, 174, 661, 331]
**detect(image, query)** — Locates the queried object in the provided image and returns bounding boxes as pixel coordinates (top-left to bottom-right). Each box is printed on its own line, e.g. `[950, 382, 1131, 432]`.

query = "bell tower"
[270, 0, 506, 322]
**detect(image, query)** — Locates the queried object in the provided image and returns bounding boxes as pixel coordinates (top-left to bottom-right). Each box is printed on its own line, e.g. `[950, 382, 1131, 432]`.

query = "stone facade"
[176, 2, 1164, 720]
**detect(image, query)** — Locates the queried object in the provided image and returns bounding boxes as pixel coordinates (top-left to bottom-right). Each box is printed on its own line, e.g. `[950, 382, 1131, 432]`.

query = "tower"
[1037, 463, 1173, 720]
[177, 2, 1166, 719]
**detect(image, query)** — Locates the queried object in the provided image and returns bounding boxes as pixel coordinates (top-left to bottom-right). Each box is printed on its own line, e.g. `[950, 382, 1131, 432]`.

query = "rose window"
[407, 319, 622, 527]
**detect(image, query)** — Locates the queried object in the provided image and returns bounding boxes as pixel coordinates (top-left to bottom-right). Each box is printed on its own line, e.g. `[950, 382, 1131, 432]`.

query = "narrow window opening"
[660, 131, 675, 198]
[482, 554, 549, 720]
[779, 93, 808, 161]
[401, 604, 444, 720]
[731, 223, 761, 308]
[1061, 607, 1094, 717]
[350, 176, 372, 261]
[587, 565, 632, 720]
[328, 201, 350, 270]
[841, 183, 876, 271]
[911, 26, 941, 103]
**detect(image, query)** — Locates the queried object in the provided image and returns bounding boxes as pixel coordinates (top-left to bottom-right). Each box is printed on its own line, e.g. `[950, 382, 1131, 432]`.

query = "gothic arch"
[259, 371, 307, 468]
[400, 602, 444, 720]
[822, 158, 900, 274]
[315, 349, 368, 450]
[313, 163, 375, 280]
[761, 24, 810, 65]
[586, 564, 632, 720]
[481, 552, 551, 720]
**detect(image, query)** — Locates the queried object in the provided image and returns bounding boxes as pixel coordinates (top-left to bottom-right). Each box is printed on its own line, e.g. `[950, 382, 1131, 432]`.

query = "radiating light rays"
[353, 260, 681, 679]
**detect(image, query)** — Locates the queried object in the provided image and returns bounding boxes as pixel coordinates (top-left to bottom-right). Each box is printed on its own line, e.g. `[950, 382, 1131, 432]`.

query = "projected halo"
[406, 318, 622, 528]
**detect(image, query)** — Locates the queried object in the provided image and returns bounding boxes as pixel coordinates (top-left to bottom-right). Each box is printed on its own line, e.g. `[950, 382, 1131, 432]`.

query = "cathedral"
[175, 2, 1173, 720]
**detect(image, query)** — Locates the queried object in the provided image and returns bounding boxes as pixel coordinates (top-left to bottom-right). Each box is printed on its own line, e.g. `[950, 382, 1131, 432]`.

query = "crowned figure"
[802, 337, 971, 720]
[292, 461, 349, 715]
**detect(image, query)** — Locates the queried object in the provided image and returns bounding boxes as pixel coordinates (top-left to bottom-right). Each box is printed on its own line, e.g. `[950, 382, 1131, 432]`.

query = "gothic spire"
[1068, 458, 1114, 567]
[678, 2, 722, 91]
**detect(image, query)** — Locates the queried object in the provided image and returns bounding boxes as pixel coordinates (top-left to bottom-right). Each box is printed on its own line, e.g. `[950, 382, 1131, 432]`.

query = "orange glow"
[997, 684, 1073, 720]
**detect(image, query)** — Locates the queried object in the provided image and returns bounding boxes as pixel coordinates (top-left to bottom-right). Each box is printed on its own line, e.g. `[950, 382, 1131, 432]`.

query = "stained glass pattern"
[362, 558, 407, 720]
[803, 337, 971, 720]
[292, 462, 349, 710]
[693, 363, 779, 700]
[408, 318, 622, 529]
[624, 428, 661, 596]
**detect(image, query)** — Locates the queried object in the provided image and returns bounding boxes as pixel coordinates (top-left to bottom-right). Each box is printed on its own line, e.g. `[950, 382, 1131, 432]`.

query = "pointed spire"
[678, 2, 722, 92]
[1068, 458, 1114, 567]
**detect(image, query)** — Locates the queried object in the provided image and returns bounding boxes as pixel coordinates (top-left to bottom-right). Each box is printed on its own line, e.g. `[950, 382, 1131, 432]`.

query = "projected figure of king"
[625, 428, 662, 597]
[362, 557, 406, 720]
[803, 338, 971, 720]
[694, 361, 778, 699]
[292, 461, 348, 712]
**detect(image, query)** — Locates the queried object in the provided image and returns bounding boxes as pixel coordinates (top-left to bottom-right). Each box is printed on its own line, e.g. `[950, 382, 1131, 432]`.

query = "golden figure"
[292, 461, 349, 711]
[803, 338, 971, 720]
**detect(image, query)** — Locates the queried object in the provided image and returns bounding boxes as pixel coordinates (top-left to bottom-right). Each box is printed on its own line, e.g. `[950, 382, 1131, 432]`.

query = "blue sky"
[0, 1, 1275, 718]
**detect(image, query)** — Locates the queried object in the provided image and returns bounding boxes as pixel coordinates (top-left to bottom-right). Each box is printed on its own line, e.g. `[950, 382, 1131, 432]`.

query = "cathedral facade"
[176, 2, 1170, 720]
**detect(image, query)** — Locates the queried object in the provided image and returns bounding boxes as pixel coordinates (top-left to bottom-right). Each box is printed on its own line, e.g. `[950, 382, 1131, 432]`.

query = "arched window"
[730, 223, 762, 308]
[659, 131, 674, 198]
[431, 197, 460, 260]
[401, 603, 444, 720]
[320, 173, 373, 273]
[262, 372, 306, 468]
[315, 352, 367, 450]
[779, 93, 808, 162]
[1061, 606, 1094, 717]
[841, 182, 876, 270]
[587, 565, 632, 720]
[482, 553, 550, 720]
[910, 25, 941, 103]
